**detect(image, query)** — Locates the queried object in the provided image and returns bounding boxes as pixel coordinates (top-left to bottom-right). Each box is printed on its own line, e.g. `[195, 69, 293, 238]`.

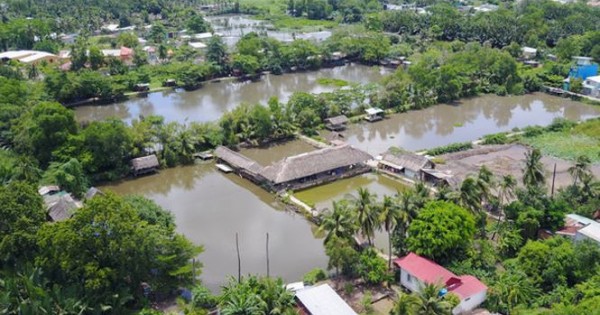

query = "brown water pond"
[74, 64, 389, 124]
[101, 162, 328, 292]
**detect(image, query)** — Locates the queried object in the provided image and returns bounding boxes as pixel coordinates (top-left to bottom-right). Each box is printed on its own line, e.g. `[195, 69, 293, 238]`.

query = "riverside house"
[131, 154, 160, 176]
[378, 151, 434, 180]
[215, 144, 373, 192]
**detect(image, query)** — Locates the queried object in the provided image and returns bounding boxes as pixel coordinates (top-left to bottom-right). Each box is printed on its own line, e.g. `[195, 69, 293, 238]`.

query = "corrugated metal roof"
[295, 284, 357, 315]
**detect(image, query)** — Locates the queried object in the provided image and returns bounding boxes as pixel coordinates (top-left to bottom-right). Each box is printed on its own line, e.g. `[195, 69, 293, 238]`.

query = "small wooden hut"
[364, 108, 384, 122]
[325, 115, 349, 131]
[378, 152, 434, 180]
[131, 154, 160, 176]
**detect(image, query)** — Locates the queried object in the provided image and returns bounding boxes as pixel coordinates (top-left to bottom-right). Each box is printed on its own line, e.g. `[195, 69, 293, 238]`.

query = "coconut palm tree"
[492, 175, 517, 240]
[522, 149, 545, 188]
[459, 177, 482, 214]
[393, 190, 414, 256]
[390, 290, 418, 315]
[568, 155, 592, 186]
[476, 166, 495, 204]
[319, 200, 357, 244]
[412, 283, 453, 315]
[379, 195, 400, 269]
[488, 271, 539, 314]
[354, 188, 379, 245]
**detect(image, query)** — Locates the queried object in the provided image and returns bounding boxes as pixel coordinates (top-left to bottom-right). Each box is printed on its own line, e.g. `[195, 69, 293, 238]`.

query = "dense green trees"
[0, 182, 46, 269]
[36, 193, 201, 308]
[12, 102, 77, 167]
[406, 201, 476, 263]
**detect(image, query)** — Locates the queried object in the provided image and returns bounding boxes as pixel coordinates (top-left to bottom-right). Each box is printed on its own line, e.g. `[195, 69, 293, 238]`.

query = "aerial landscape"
[1, 0, 600, 314]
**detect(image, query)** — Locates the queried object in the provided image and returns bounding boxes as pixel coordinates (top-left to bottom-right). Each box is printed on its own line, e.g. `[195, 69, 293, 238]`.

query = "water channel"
[324, 93, 600, 154]
[93, 65, 600, 292]
[74, 64, 389, 124]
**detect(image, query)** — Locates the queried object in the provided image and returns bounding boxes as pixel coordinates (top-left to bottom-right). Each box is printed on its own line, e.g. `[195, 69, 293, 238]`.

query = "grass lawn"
[522, 133, 600, 163]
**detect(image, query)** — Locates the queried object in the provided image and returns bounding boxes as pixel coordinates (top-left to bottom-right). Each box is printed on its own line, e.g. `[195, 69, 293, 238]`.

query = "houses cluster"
[38, 185, 103, 222]
[287, 252, 488, 315]
[563, 56, 600, 97]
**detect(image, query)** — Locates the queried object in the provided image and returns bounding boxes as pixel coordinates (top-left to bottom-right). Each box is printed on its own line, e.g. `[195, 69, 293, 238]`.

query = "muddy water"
[101, 163, 328, 292]
[74, 64, 389, 124]
[328, 93, 600, 154]
[206, 15, 332, 46]
[294, 173, 408, 254]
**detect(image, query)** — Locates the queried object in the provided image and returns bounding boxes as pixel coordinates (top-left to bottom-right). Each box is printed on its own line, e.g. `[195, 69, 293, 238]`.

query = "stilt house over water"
[214, 144, 373, 192]
[131, 154, 160, 176]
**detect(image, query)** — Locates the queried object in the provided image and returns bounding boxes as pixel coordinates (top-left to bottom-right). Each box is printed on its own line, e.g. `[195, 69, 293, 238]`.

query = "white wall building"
[394, 253, 488, 315]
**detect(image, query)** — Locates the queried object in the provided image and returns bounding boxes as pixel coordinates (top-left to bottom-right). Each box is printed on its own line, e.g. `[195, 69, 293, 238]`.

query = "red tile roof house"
[393, 253, 488, 315]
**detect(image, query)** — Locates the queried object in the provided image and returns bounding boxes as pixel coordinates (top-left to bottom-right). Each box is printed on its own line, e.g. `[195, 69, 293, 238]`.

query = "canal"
[74, 64, 389, 124]
[325, 93, 600, 154]
[92, 66, 600, 292]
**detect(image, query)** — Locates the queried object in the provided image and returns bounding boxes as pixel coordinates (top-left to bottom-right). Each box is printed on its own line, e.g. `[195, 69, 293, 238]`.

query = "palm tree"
[319, 200, 356, 244]
[220, 294, 263, 315]
[412, 283, 453, 315]
[379, 195, 400, 269]
[492, 175, 517, 240]
[476, 166, 495, 204]
[522, 148, 545, 188]
[390, 290, 418, 315]
[488, 271, 539, 314]
[568, 155, 591, 186]
[393, 190, 414, 256]
[459, 177, 482, 214]
[354, 188, 379, 245]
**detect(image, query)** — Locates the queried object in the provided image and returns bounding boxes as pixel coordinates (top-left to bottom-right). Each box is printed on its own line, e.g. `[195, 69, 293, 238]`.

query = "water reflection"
[102, 164, 328, 292]
[75, 64, 389, 124]
[330, 93, 600, 153]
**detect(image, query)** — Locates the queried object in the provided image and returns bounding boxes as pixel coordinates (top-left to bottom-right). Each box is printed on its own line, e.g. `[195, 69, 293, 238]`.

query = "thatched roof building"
[131, 154, 159, 176]
[84, 187, 104, 200]
[261, 145, 372, 185]
[325, 115, 349, 131]
[380, 152, 434, 174]
[44, 193, 81, 222]
[214, 146, 264, 175]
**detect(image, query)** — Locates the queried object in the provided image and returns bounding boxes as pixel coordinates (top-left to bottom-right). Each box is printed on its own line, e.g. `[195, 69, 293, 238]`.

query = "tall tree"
[568, 155, 591, 186]
[0, 182, 45, 268]
[354, 188, 379, 245]
[522, 148, 546, 188]
[36, 193, 201, 306]
[412, 283, 453, 315]
[379, 195, 399, 269]
[319, 200, 356, 244]
[406, 201, 476, 263]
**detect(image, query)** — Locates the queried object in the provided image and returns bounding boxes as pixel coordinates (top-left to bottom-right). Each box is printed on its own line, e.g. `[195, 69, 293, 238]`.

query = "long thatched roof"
[131, 154, 159, 171]
[214, 146, 264, 174]
[381, 152, 432, 172]
[261, 145, 372, 184]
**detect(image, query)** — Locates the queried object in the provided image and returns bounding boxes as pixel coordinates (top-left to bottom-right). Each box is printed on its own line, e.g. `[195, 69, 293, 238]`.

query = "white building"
[394, 253, 488, 315]
[522, 47, 538, 59]
[557, 214, 600, 244]
[582, 75, 600, 98]
[0, 50, 61, 64]
[295, 284, 357, 315]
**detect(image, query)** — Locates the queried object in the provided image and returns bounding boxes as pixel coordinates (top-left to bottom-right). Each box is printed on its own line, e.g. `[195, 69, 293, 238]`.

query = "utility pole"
[551, 163, 557, 197]
[236, 233, 241, 283]
[266, 233, 270, 278]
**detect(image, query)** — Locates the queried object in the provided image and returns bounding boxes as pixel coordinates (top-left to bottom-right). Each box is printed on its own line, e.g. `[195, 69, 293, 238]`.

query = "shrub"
[303, 268, 328, 285]
[481, 133, 509, 145]
[522, 125, 544, 138]
[425, 142, 473, 156]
